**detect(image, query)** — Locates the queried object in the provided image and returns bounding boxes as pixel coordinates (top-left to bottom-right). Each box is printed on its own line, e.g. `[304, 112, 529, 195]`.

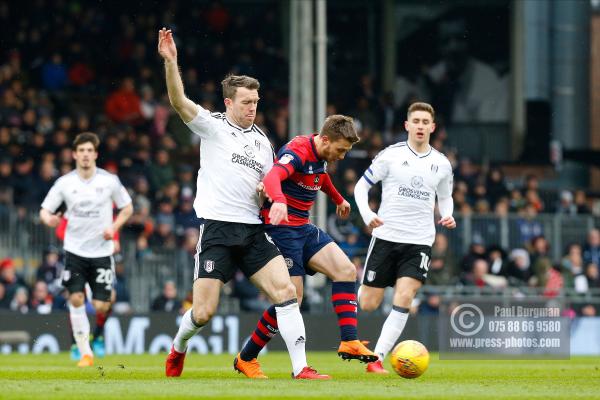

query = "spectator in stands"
[175, 195, 199, 236]
[525, 189, 544, 213]
[428, 257, 453, 285]
[506, 248, 533, 286]
[338, 227, 363, 259]
[30, 281, 54, 314]
[461, 258, 493, 288]
[556, 190, 577, 215]
[12, 156, 38, 210]
[36, 245, 64, 295]
[151, 280, 182, 313]
[574, 190, 591, 214]
[529, 236, 552, 287]
[105, 77, 143, 124]
[486, 167, 509, 208]
[583, 228, 600, 267]
[10, 286, 29, 314]
[486, 246, 508, 277]
[561, 243, 588, 292]
[509, 188, 526, 212]
[41, 53, 68, 92]
[460, 239, 486, 273]
[148, 217, 177, 249]
[516, 204, 543, 245]
[0, 258, 27, 303]
[454, 158, 478, 189]
[148, 149, 175, 192]
[586, 263, 600, 289]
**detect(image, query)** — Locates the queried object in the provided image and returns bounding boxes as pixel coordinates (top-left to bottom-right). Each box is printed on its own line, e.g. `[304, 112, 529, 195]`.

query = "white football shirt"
[185, 105, 275, 224]
[362, 142, 453, 246]
[41, 168, 132, 258]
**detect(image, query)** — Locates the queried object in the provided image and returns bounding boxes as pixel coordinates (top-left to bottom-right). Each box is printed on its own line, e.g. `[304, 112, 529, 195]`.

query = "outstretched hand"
[158, 28, 177, 62]
[336, 200, 351, 219]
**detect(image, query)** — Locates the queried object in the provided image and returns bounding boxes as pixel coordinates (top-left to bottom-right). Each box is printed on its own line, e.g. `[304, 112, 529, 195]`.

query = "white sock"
[69, 304, 93, 357]
[374, 306, 409, 361]
[173, 308, 203, 353]
[275, 300, 307, 376]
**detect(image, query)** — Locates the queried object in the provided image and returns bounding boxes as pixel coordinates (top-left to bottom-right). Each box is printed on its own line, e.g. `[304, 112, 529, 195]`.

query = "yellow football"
[390, 340, 430, 378]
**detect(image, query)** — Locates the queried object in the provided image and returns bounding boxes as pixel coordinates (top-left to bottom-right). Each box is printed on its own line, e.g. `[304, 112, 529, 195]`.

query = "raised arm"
[158, 28, 198, 123]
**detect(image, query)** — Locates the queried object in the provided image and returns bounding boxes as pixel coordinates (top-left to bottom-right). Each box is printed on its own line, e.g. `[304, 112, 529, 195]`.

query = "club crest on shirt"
[314, 175, 320, 184]
[243, 145, 255, 158]
[96, 187, 104, 195]
[279, 154, 294, 165]
[411, 176, 424, 189]
[367, 271, 376, 282]
[255, 139, 261, 150]
[204, 260, 215, 273]
[431, 164, 438, 173]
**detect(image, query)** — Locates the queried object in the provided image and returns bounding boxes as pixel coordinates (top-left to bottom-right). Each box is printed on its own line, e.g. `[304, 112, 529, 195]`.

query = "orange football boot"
[337, 340, 379, 363]
[233, 353, 268, 379]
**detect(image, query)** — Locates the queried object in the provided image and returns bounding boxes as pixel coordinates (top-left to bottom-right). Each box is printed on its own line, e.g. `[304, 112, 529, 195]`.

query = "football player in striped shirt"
[234, 115, 378, 379]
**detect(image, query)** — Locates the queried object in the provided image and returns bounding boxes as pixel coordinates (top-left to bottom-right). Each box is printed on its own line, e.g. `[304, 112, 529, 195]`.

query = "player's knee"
[398, 287, 418, 302]
[359, 296, 380, 312]
[331, 262, 356, 282]
[272, 281, 297, 304]
[192, 304, 216, 325]
[95, 302, 111, 314]
[69, 292, 85, 307]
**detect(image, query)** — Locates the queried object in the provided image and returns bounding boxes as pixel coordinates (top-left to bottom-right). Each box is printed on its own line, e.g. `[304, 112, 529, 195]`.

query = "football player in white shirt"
[158, 28, 328, 379]
[40, 132, 133, 367]
[354, 102, 456, 373]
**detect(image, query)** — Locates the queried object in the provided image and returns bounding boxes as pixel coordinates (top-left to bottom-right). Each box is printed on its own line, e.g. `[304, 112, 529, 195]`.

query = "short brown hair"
[320, 115, 360, 144]
[72, 132, 100, 151]
[407, 102, 435, 120]
[221, 75, 260, 99]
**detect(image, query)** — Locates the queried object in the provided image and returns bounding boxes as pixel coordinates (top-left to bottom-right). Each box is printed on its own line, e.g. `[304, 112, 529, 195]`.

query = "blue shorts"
[265, 224, 334, 277]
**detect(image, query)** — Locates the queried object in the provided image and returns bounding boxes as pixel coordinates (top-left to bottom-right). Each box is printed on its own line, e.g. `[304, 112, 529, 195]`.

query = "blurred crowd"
[0, 1, 599, 316]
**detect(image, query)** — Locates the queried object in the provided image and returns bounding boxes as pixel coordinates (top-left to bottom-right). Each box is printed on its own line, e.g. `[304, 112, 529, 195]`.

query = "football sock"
[173, 308, 204, 353]
[93, 306, 112, 339]
[331, 281, 358, 341]
[374, 305, 409, 361]
[240, 305, 278, 361]
[275, 299, 307, 376]
[69, 304, 93, 357]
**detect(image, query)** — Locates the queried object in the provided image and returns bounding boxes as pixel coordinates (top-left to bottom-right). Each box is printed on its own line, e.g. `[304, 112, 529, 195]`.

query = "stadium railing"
[0, 207, 598, 313]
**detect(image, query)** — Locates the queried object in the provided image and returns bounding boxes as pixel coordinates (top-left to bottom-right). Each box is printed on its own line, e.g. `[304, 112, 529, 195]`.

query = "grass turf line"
[0, 352, 599, 399]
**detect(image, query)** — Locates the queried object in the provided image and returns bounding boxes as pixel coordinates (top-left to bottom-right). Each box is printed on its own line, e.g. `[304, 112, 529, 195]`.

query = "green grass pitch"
[1, 352, 599, 399]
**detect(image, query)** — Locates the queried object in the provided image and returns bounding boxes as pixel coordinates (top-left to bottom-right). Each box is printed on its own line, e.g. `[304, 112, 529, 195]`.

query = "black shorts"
[193, 219, 281, 283]
[62, 251, 114, 301]
[361, 238, 431, 287]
